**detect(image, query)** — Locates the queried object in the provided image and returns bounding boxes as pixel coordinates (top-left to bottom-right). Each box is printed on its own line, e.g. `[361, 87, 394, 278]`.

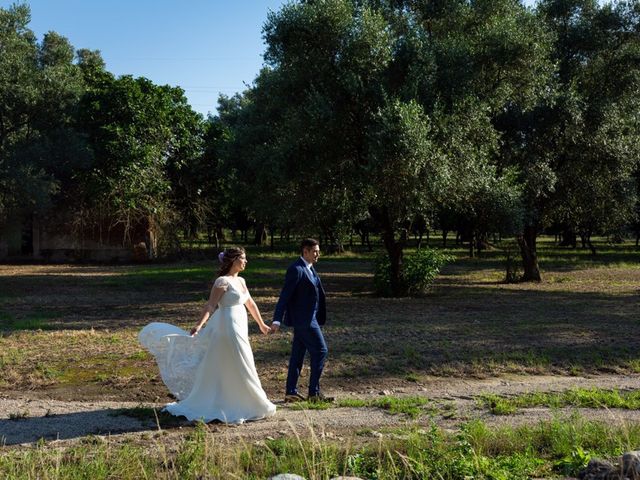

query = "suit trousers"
[286, 326, 328, 396]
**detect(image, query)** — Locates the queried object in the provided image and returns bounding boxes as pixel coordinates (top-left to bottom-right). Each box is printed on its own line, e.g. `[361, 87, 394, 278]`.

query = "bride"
[139, 247, 276, 424]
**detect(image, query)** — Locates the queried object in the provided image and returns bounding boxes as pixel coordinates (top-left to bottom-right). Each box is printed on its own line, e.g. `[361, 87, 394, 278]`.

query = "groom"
[272, 238, 332, 403]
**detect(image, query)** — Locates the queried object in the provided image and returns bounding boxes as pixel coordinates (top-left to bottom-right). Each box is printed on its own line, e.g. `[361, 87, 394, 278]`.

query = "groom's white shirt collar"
[300, 256, 313, 270]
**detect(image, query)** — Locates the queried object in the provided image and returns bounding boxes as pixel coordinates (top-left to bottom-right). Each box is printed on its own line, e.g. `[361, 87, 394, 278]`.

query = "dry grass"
[1, 237, 639, 401]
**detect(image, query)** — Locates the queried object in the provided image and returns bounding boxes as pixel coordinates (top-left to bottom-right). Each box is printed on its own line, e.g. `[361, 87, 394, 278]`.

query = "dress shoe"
[308, 393, 334, 403]
[284, 392, 306, 403]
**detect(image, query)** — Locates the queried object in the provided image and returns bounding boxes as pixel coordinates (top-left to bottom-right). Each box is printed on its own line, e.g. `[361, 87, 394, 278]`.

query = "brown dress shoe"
[284, 392, 306, 403]
[308, 393, 335, 403]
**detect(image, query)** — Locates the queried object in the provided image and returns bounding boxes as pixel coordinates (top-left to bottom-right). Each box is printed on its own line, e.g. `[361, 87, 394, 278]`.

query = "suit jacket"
[273, 257, 326, 328]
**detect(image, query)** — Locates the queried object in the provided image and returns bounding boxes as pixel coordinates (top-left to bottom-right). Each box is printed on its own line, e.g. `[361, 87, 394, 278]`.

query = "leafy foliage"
[1, 0, 639, 276]
[374, 247, 453, 296]
[0, 4, 85, 225]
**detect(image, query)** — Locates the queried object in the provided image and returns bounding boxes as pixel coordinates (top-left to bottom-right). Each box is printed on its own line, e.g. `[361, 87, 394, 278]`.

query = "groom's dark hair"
[300, 238, 319, 254]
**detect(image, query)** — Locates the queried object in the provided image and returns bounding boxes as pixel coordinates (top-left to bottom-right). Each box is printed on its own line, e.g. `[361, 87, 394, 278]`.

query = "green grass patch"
[55, 361, 149, 385]
[0, 346, 24, 370]
[2, 416, 639, 479]
[128, 350, 150, 360]
[404, 372, 420, 382]
[288, 400, 335, 411]
[0, 311, 58, 331]
[110, 405, 185, 427]
[99, 259, 285, 289]
[291, 395, 431, 418]
[480, 387, 640, 415]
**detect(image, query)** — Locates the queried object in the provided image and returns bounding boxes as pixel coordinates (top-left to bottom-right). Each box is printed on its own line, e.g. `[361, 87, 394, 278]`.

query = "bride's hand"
[259, 324, 271, 335]
[190, 325, 201, 336]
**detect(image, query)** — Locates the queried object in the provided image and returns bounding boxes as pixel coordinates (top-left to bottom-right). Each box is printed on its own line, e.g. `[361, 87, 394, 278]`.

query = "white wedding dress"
[139, 276, 276, 424]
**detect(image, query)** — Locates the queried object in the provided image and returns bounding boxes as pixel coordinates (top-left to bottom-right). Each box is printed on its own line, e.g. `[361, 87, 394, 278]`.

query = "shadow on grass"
[302, 284, 640, 379]
[0, 257, 373, 330]
[1, 246, 639, 394]
[0, 406, 174, 446]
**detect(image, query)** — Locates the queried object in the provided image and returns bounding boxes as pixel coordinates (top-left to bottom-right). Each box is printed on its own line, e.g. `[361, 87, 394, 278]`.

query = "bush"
[374, 248, 453, 297]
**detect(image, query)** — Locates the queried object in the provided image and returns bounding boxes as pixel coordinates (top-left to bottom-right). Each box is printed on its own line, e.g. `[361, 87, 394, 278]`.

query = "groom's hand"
[270, 322, 280, 333]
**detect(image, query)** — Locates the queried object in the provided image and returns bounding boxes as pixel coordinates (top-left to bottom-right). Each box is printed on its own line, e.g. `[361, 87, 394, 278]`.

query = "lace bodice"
[214, 276, 250, 307]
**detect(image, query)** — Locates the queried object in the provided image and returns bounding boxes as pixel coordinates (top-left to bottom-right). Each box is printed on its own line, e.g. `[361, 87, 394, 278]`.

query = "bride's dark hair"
[217, 247, 245, 277]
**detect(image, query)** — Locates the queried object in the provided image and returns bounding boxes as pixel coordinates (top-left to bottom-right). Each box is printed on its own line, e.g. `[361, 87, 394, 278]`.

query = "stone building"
[0, 213, 156, 262]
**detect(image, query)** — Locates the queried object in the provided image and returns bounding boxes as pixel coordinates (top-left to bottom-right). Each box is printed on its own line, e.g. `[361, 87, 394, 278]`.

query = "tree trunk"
[580, 234, 587, 249]
[373, 207, 406, 296]
[442, 230, 448, 248]
[476, 232, 490, 256]
[384, 237, 404, 296]
[327, 239, 341, 253]
[326, 230, 345, 254]
[216, 225, 224, 248]
[559, 227, 577, 248]
[517, 225, 541, 281]
[584, 231, 596, 255]
[254, 224, 267, 245]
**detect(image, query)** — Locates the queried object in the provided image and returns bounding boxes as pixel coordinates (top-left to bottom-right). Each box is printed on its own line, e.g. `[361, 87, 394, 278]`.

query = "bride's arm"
[245, 297, 271, 335]
[191, 282, 226, 336]
[241, 279, 271, 335]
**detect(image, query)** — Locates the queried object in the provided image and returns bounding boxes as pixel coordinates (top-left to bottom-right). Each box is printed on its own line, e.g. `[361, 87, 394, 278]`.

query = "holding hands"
[259, 323, 272, 335]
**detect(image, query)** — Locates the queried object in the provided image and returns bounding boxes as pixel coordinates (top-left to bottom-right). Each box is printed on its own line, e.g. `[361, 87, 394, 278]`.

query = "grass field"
[1, 236, 639, 478]
[3, 415, 640, 479]
[1, 236, 638, 400]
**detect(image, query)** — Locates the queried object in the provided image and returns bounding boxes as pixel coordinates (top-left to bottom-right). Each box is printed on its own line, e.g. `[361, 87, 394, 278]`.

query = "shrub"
[374, 248, 453, 296]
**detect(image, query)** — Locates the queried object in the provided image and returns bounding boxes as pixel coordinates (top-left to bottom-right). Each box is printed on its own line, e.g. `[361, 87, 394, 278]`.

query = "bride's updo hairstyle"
[217, 247, 246, 277]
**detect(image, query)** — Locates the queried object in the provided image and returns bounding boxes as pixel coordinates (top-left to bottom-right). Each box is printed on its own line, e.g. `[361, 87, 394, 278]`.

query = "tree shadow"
[310, 285, 640, 380]
[0, 406, 170, 446]
[2, 258, 640, 399]
[0, 259, 372, 330]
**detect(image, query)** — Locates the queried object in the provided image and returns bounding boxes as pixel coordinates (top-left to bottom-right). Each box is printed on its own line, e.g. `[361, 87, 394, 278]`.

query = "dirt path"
[4, 373, 640, 447]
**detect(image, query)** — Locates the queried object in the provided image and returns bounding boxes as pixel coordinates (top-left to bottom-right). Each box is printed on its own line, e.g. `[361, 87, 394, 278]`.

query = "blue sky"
[2, 0, 287, 117]
[3, 0, 537, 117]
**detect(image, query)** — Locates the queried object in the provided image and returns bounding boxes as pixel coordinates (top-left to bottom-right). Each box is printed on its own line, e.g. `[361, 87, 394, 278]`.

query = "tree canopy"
[1, 1, 639, 294]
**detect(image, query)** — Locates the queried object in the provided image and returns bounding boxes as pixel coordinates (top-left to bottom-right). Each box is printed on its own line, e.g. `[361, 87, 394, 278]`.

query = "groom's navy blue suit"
[273, 257, 327, 396]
